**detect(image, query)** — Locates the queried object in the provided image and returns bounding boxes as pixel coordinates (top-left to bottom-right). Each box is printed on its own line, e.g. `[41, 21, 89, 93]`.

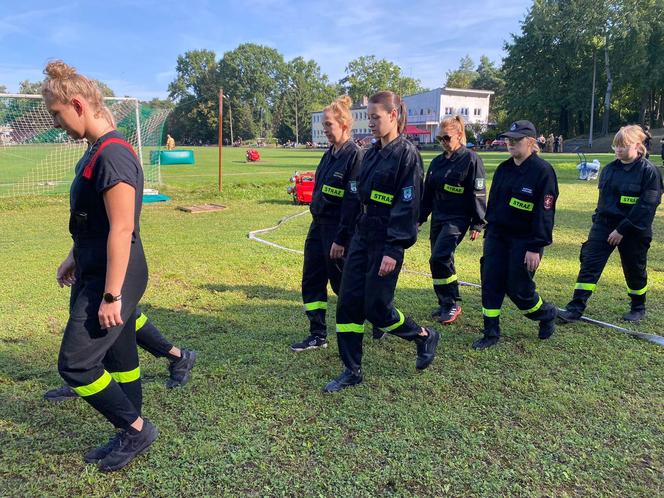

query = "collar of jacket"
[330, 139, 354, 159]
[617, 155, 642, 172]
[508, 152, 537, 175]
[377, 135, 404, 159]
[444, 145, 468, 163]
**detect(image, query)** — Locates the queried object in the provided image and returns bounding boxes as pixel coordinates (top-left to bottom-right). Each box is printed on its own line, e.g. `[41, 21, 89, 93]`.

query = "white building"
[310, 88, 493, 145]
[404, 87, 494, 143]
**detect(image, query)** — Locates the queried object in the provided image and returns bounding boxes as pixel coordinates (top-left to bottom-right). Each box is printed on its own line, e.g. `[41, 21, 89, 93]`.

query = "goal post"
[0, 93, 171, 198]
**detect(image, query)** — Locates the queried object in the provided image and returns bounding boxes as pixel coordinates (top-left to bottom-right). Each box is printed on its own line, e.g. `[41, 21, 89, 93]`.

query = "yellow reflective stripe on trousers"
[522, 296, 543, 315]
[135, 313, 148, 331]
[72, 370, 112, 397]
[509, 197, 534, 211]
[336, 323, 365, 333]
[433, 275, 458, 285]
[482, 307, 501, 317]
[110, 367, 141, 384]
[370, 190, 394, 205]
[443, 184, 464, 194]
[620, 195, 639, 205]
[575, 282, 596, 292]
[381, 309, 405, 332]
[322, 184, 344, 198]
[627, 285, 648, 295]
[304, 301, 327, 311]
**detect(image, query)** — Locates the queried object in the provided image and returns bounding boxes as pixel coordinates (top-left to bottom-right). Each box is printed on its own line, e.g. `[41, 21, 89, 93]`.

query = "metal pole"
[228, 97, 234, 145]
[589, 51, 597, 149]
[134, 99, 144, 170]
[218, 88, 223, 192]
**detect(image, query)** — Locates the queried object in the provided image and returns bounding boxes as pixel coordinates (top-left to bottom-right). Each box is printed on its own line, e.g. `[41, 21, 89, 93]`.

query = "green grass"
[0, 147, 663, 497]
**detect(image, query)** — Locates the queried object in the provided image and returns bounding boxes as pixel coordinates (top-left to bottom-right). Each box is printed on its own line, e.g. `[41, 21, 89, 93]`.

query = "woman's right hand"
[56, 253, 76, 288]
[329, 242, 345, 259]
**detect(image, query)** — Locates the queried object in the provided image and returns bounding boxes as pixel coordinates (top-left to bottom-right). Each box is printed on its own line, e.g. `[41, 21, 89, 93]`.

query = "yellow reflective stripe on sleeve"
[509, 197, 534, 211]
[627, 285, 648, 296]
[109, 367, 141, 384]
[620, 195, 639, 205]
[72, 371, 112, 397]
[370, 190, 394, 205]
[575, 282, 596, 292]
[381, 309, 405, 332]
[336, 323, 365, 333]
[322, 184, 344, 198]
[482, 308, 501, 317]
[304, 301, 327, 311]
[135, 313, 148, 331]
[522, 296, 543, 315]
[433, 275, 458, 285]
[443, 184, 465, 194]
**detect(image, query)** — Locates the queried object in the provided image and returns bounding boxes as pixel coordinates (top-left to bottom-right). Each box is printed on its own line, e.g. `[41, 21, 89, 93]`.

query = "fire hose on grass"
[248, 210, 664, 347]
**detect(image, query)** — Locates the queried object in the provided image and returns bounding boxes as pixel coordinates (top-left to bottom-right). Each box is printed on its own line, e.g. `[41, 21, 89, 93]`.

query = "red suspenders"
[82, 138, 137, 180]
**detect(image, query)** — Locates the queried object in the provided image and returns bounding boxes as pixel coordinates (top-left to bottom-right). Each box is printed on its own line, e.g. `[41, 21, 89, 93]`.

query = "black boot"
[415, 328, 440, 370]
[623, 294, 646, 322]
[323, 368, 363, 393]
[473, 316, 500, 350]
[43, 384, 78, 402]
[557, 308, 582, 324]
[98, 419, 159, 472]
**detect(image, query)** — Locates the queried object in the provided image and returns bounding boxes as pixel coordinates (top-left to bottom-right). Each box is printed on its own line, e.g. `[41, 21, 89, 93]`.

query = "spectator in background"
[643, 125, 652, 152]
[553, 135, 560, 153]
[166, 134, 175, 150]
[660, 136, 664, 165]
[538, 134, 546, 150]
[558, 135, 564, 153]
[547, 133, 554, 153]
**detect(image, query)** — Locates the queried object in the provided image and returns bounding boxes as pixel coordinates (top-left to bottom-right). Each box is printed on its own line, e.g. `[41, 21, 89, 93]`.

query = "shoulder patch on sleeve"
[474, 178, 485, 190]
[543, 194, 555, 210]
[402, 186, 414, 202]
[349, 180, 358, 193]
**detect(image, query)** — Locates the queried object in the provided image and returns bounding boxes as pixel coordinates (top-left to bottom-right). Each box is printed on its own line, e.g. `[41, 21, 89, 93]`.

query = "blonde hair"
[368, 91, 407, 134]
[613, 125, 647, 155]
[524, 137, 540, 154]
[41, 60, 114, 126]
[438, 115, 467, 145]
[323, 96, 353, 133]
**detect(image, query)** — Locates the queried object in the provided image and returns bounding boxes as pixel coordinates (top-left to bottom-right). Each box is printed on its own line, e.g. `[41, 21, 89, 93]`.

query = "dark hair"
[368, 91, 407, 134]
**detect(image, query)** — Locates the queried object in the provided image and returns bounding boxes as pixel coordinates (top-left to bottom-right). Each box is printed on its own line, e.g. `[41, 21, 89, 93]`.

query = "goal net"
[0, 94, 171, 198]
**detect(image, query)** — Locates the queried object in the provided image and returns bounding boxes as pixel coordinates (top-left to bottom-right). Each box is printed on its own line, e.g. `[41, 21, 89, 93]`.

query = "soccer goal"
[0, 94, 171, 198]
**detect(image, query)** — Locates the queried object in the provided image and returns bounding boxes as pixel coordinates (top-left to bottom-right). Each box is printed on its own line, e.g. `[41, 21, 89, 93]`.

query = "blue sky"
[2, 0, 531, 100]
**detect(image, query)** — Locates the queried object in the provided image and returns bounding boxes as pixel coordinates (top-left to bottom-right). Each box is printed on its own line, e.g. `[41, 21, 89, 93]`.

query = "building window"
[444, 107, 453, 115]
[420, 109, 424, 115]
[474, 108, 482, 116]
[427, 108, 431, 114]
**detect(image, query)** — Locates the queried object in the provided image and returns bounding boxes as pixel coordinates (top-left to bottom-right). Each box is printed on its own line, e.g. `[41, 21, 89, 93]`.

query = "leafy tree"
[342, 55, 425, 101]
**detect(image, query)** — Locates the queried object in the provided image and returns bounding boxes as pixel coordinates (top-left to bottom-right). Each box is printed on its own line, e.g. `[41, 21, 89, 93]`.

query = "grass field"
[1, 146, 663, 497]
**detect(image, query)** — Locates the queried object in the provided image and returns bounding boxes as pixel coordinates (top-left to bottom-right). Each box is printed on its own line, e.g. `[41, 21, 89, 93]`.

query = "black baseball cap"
[499, 120, 537, 139]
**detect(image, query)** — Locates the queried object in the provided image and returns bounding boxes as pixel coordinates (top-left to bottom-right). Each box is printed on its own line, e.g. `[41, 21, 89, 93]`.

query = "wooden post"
[218, 88, 223, 192]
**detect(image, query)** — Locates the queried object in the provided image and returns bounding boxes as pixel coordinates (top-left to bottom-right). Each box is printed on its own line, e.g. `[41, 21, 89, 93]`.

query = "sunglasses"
[437, 135, 452, 143]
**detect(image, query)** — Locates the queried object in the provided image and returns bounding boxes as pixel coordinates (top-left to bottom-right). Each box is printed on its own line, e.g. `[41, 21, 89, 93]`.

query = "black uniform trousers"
[135, 310, 174, 358]
[335, 228, 425, 373]
[58, 241, 148, 430]
[566, 221, 650, 314]
[430, 217, 469, 306]
[480, 232, 556, 337]
[302, 221, 343, 338]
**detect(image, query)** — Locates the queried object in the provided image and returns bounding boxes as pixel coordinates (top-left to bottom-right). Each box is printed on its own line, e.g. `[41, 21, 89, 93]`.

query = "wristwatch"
[103, 292, 122, 303]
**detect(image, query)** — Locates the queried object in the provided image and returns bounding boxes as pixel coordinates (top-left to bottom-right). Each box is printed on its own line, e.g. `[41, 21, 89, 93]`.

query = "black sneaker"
[290, 335, 328, 352]
[472, 336, 500, 350]
[166, 349, 197, 388]
[372, 326, 385, 340]
[43, 384, 78, 402]
[84, 431, 124, 464]
[539, 318, 555, 340]
[322, 368, 363, 393]
[557, 308, 581, 324]
[415, 328, 440, 370]
[623, 309, 646, 322]
[98, 419, 159, 472]
[431, 307, 443, 319]
[437, 303, 462, 325]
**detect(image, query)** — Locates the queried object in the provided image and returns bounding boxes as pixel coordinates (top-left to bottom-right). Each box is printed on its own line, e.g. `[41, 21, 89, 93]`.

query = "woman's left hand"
[99, 300, 123, 329]
[607, 230, 623, 246]
[469, 230, 480, 241]
[524, 251, 541, 272]
[378, 255, 397, 277]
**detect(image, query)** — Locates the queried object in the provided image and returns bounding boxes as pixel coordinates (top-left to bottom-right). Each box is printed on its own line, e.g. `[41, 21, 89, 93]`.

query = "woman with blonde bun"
[290, 96, 364, 353]
[559, 125, 663, 324]
[42, 60, 157, 471]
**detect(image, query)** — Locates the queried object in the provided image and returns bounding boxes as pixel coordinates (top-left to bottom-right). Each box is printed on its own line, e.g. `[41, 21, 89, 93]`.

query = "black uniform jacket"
[309, 140, 363, 247]
[356, 135, 423, 260]
[595, 156, 663, 235]
[419, 145, 487, 230]
[485, 152, 559, 252]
